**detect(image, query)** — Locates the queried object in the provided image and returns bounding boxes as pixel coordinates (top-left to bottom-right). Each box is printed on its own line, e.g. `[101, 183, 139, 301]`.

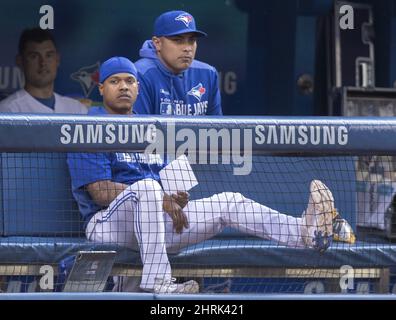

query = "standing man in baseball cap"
[133, 10, 223, 116]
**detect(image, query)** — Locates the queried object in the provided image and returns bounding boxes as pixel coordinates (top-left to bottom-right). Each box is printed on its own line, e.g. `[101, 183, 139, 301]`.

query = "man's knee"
[219, 191, 245, 203]
[133, 178, 163, 194]
[233, 192, 245, 201]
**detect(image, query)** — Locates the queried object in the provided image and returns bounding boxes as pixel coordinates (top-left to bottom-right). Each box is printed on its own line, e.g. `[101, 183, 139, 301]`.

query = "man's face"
[99, 73, 139, 114]
[17, 40, 59, 88]
[153, 32, 197, 74]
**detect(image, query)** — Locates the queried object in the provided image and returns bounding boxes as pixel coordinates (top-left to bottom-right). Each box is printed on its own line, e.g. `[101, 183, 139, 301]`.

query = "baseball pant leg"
[86, 178, 172, 291]
[165, 191, 305, 252]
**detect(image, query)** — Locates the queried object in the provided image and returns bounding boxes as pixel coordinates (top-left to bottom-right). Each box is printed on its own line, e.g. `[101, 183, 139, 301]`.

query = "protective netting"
[0, 151, 395, 294]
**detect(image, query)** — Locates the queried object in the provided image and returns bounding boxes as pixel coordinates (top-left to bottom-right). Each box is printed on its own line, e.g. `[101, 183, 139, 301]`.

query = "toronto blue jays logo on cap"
[187, 83, 206, 101]
[154, 10, 207, 37]
[175, 13, 193, 27]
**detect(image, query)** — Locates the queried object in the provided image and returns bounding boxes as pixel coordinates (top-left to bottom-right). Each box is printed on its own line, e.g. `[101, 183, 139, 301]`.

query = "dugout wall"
[0, 115, 395, 295]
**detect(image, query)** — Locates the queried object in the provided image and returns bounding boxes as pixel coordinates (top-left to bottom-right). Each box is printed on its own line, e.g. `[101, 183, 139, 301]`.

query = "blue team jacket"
[133, 40, 222, 116]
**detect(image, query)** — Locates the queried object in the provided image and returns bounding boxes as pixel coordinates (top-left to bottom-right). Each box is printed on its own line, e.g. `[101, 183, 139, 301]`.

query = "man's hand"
[163, 192, 189, 234]
[171, 191, 189, 208]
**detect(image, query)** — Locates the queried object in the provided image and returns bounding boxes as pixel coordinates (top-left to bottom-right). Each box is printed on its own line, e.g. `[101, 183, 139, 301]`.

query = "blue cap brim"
[157, 29, 207, 37]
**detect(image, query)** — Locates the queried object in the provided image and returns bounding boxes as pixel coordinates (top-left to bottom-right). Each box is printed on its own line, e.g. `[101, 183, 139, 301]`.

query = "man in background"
[0, 28, 87, 114]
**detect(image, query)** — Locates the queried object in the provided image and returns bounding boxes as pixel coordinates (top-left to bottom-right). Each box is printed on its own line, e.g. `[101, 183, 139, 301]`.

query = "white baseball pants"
[85, 178, 306, 291]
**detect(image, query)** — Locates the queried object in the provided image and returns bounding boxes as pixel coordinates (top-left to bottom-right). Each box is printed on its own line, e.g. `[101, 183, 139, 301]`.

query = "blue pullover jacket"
[134, 40, 222, 116]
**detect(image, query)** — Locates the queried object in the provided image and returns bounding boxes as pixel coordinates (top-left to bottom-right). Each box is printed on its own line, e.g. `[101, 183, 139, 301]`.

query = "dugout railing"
[0, 114, 395, 295]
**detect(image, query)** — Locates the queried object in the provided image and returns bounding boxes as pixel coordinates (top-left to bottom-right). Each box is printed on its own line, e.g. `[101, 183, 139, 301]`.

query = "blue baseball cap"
[99, 56, 138, 83]
[153, 10, 207, 37]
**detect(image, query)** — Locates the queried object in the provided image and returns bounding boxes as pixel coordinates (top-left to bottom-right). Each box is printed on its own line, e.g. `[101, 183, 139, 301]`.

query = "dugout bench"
[0, 152, 395, 294]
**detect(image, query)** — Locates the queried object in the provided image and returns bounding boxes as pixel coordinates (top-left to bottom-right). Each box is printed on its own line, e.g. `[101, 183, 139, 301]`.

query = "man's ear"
[98, 83, 104, 96]
[152, 36, 161, 51]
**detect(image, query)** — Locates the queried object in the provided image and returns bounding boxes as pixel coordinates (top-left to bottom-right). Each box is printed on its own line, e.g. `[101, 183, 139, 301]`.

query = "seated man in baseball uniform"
[0, 27, 87, 114]
[133, 10, 222, 116]
[67, 57, 339, 294]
